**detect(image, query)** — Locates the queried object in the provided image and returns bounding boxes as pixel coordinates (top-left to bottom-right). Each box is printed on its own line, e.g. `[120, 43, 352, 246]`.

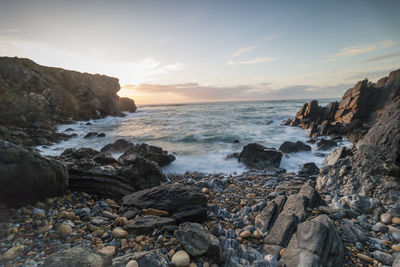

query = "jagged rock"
[118, 143, 175, 167]
[264, 213, 298, 247]
[122, 183, 207, 223]
[324, 147, 352, 166]
[42, 247, 112, 267]
[0, 139, 69, 207]
[60, 147, 166, 199]
[238, 143, 283, 169]
[255, 195, 286, 233]
[279, 215, 343, 267]
[100, 139, 134, 153]
[118, 97, 137, 113]
[176, 222, 224, 264]
[279, 141, 311, 153]
[124, 216, 176, 234]
[298, 162, 320, 177]
[316, 138, 337, 150]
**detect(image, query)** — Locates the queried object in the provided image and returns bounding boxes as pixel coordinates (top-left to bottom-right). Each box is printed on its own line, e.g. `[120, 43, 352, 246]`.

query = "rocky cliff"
[0, 57, 136, 145]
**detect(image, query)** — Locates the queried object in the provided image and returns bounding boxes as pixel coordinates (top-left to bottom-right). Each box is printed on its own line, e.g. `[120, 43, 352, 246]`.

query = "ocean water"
[37, 99, 350, 175]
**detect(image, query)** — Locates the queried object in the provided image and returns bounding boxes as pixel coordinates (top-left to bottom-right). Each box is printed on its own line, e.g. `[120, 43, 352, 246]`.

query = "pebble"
[32, 208, 46, 219]
[392, 217, 400, 225]
[103, 211, 118, 219]
[0, 245, 24, 261]
[392, 244, 400, 252]
[371, 250, 394, 265]
[357, 253, 374, 263]
[202, 187, 209, 193]
[59, 224, 73, 238]
[60, 211, 75, 220]
[114, 217, 128, 226]
[125, 260, 139, 267]
[37, 224, 52, 234]
[253, 229, 262, 239]
[380, 213, 392, 224]
[99, 246, 116, 257]
[171, 250, 190, 267]
[112, 227, 129, 239]
[240, 230, 251, 239]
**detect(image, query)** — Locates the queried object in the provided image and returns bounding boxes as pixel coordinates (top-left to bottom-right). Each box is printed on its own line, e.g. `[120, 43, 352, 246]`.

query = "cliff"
[0, 57, 136, 145]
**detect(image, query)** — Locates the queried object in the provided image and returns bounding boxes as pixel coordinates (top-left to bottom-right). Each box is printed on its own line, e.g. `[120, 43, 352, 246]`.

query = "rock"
[280, 215, 343, 267]
[32, 208, 46, 219]
[357, 253, 374, 263]
[0, 245, 24, 262]
[392, 217, 400, 225]
[0, 203, 9, 222]
[118, 97, 137, 113]
[42, 247, 112, 267]
[264, 213, 297, 247]
[0, 140, 69, 207]
[112, 227, 129, 238]
[298, 162, 320, 177]
[324, 147, 352, 166]
[371, 250, 394, 265]
[316, 138, 337, 150]
[123, 183, 207, 223]
[143, 208, 169, 217]
[238, 143, 283, 169]
[176, 222, 223, 264]
[115, 217, 129, 227]
[171, 250, 190, 267]
[253, 229, 262, 239]
[101, 139, 134, 153]
[99, 246, 116, 257]
[112, 250, 169, 267]
[240, 230, 251, 239]
[392, 244, 400, 252]
[125, 260, 139, 267]
[255, 196, 286, 233]
[60, 147, 166, 199]
[84, 132, 100, 138]
[118, 143, 175, 167]
[279, 141, 311, 153]
[59, 224, 73, 238]
[226, 152, 239, 160]
[380, 213, 392, 224]
[124, 215, 176, 234]
[393, 255, 400, 267]
[37, 224, 52, 234]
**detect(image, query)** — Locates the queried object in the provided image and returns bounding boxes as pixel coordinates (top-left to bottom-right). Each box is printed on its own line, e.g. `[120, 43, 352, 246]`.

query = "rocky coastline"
[1, 60, 400, 267]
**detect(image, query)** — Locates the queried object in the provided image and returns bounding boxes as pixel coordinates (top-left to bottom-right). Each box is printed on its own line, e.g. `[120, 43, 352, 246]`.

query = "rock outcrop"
[0, 139, 69, 208]
[118, 97, 137, 113]
[238, 143, 283, 169]
[0, 57, 136, 146]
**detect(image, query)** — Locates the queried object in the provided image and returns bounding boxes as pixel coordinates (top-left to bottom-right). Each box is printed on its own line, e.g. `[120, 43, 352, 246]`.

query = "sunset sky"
[1, 0, 399, 104]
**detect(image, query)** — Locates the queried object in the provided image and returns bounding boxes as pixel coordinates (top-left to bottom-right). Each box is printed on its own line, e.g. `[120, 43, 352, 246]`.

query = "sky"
[0, 0, 399, 104]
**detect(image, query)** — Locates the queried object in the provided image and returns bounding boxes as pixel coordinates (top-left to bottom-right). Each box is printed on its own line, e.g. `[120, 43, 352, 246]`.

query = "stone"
[118, 97, 137, 113]
[371, 250, 393, 265]
[143, 208, 169, 217]
[42, 247, 112, 267]
[100, 246, 116, 257]
[125, 260, 139, 267]
[392, 217, 400, 225]
[123, 184, 207, 223]
[0, 140, 69, 208]
[357, 253, 374, 263]
[115, 217, 129, 227]
[111, 250, 169, 267]
[0, 245, 24, 262]
[238, 143, 283, 169]
[253, 229, 262, 239]
[279, 141, 311, 153]
[171, 250, 190, 267]
[124, 215, 176, 234]
[112, 227, 129, 238]
[176, 222, 223, 264]
[264, 213, 298, 247]
[298, 162, 320, 177]
[240, 230, 251, 238]
[118, 143, 175, 167]
[380, 213, 392, 224]
[392, 244, 400, 252]
[324, 147, 351, 166]
[37, 224, 53, 234]
[393, 255, 400, 267]
[59, 224, 73, 238]
[316, 138, 337, 150]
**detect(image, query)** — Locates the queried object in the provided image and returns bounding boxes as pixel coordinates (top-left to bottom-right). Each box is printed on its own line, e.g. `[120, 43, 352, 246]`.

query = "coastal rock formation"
[238, 143, 283, 169]
[279, 141, 311, 153]
[0, 57, 136, 145]
[118, 97, 137, 113]
[122, 183, 208, 223]
[0, 139, 69, 208]
[60, 147, 166, 199]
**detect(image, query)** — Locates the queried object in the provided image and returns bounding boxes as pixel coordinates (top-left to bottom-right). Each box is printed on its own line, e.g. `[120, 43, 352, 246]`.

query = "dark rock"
[264, 213, 298, 247]
[0, 139, 69, 207]
[122, 183, 207, 223]
[176, 222, 224, 264]
[0, 203, 9, 222]
[226, 152, 239, 160]
[255, 195, 286, 233]
[100, 139, 134, 153]
[84, 132, 99, 138]
[279, 141, 311, 153]
[124, 215, 176, 234]
[42, 247, 112, 267]
[118, 97, 137, 113]
[232, 139, 240, 143]
[112, 250, 168, 267]
[238, 143, 283, 169]
[118, 143, 175, 167]
[324, 147, 352, 166]
[98, 133, 105, 137]
[316, 138, 337, 150]
[279, 215, 344, 267]
[298, 162, 320, 177]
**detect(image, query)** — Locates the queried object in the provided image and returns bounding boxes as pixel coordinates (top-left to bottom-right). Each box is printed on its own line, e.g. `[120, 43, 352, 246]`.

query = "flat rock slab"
[42, 247, 112, 267]
[124, 215, 176, 234]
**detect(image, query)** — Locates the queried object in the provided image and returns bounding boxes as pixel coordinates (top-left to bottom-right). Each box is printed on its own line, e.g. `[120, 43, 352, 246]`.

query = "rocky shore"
[1, 62, 400, 266]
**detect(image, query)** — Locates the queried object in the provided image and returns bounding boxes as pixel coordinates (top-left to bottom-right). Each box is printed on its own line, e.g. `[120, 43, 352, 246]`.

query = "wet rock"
[124, 215, 176, 234]
[316, 138, 337, 150]
[238, 143, 283, 169]
[324, 147, 352, 166]
[118, 97, 137, 113]
[123, 183, 207, 223]
[42, 247, 112, 267]
[298, 162, 319, 177]
[118, 143, 175, 167]
[371, 250, 394, 265]
[112, 250, 169, 267]
[279, 141, 311, 153]
[101, 139, 134, 153]
[380, 212, 392, 224]
[0, 139, 69, 208]
[171, 250, 190, 267]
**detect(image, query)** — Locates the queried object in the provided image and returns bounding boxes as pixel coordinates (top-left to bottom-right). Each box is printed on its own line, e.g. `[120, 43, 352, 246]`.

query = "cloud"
[230, 45, 257, 58]
[228, 57, 280, 65]
[363, 52, 400, 63]
[325, 39, 400, 62]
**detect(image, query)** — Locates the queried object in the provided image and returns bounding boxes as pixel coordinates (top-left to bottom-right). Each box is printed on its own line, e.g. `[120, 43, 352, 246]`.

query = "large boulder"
[42, 247, 112, 267]
[279, 141, 311, 153]
[118, 143, 176, 167]
[118, 97, 137, 113]
[122, 183, 207, 223]
[100, 139, 134, 154]
[298, 162, 320, 177]
[238, 143, 283, 169]
[0, 139, 69, 208]
[60, 147, 166, 199]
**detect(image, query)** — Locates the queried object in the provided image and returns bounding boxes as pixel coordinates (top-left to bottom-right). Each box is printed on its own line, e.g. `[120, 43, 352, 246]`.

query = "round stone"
[115, 217, 128, 227]
[392, 245, 400, 252]
[380, 213, 392, 224]
[240, 230, 251, 239]
[112, 227, 128, 239]
[202, 188, 209, 194]
[188, 263, 197, 267]
[125, 260, 139, 267]
[392, 217, 400, 225]
[171, 250, 190, 267]
[99, 246, 116, 257]
[253, 229, 262, 239]
[59, 224, 72, 238]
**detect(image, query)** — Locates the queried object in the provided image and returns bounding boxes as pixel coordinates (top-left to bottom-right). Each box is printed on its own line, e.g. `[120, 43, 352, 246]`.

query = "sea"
[37, 99, 350, 175]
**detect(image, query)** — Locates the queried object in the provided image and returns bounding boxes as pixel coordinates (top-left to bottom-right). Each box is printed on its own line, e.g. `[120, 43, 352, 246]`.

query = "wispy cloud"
[228, 57, 280, 65]
[325, 39, 400, 62]
[230, 45, 258, 58]
[363, 52, 400, 63]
